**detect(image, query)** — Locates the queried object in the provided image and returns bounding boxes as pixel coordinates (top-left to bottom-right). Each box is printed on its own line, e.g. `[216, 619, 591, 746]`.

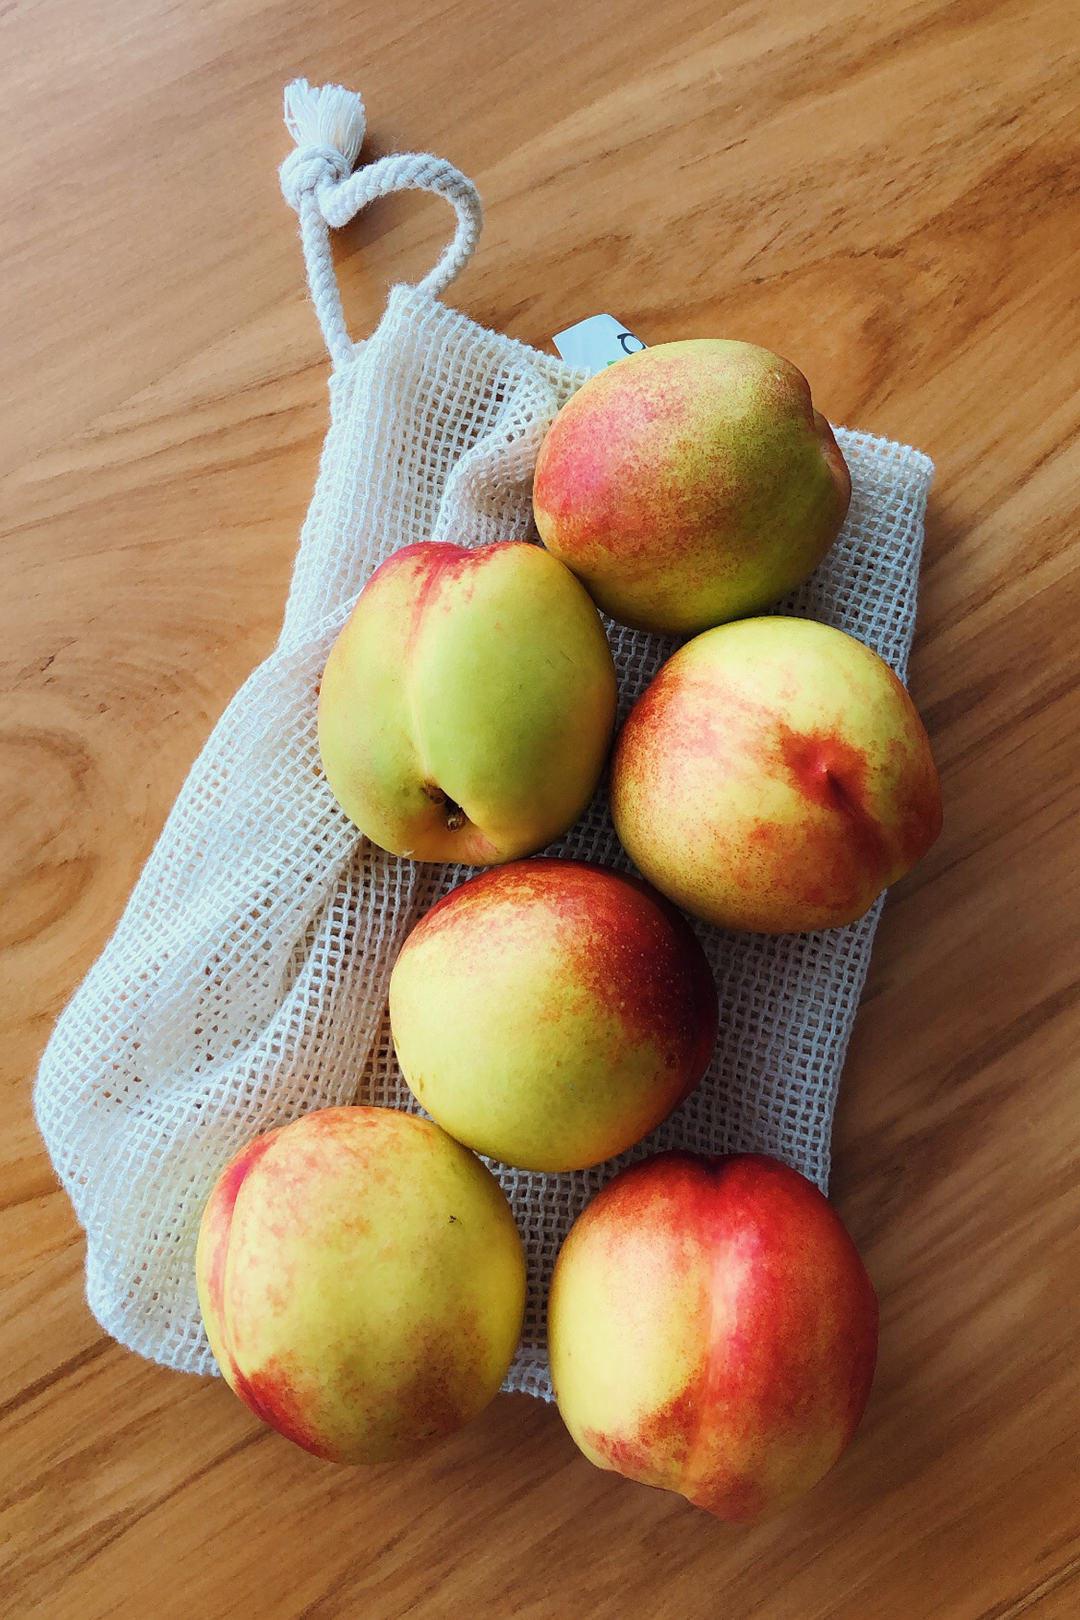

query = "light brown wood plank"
[2, 0, 1078, 1614]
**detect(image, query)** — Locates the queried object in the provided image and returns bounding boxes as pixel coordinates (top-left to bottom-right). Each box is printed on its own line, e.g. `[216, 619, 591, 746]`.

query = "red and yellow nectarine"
[389, 859, 718, 1171]
[549, 1151, 878, 1522]
[611, 615, 942, 931]
[196, 1107, 525, 1463]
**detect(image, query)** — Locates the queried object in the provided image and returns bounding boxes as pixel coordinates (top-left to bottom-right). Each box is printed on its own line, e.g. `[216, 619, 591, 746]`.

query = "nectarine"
[196, 1107, 525, 1463]
[549, 1151, 878, 1522]
[611, 615, 942, 931]
[389, 859, 718, 1171]
[534, 339, 850, 635]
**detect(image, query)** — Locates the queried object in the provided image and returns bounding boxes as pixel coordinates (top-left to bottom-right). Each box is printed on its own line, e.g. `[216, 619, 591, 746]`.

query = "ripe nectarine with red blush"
[534, 339, 850, 635]
[389, 859, 718, 1171]
[196, 1107, 525, 1463]
[548, 1151, 878, 1522]
[611, 615, 942, 932]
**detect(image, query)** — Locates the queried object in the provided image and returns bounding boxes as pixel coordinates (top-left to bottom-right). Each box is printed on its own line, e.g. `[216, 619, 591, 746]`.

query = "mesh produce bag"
[35, 81, 934, 1401]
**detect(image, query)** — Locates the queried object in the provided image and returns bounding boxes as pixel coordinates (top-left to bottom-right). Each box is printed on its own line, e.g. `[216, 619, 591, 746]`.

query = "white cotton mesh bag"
[35, 81, 934, 1401]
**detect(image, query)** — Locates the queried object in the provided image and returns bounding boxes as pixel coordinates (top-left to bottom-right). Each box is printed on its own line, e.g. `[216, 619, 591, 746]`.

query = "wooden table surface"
[4, 1, 1079, 1615]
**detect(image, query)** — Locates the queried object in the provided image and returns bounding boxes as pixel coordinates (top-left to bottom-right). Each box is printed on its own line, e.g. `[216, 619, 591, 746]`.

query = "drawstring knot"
[280, 79, 483, 369]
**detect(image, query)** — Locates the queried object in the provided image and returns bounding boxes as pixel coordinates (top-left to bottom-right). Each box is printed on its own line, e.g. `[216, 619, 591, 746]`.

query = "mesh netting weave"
[35, 97, 933, 1403]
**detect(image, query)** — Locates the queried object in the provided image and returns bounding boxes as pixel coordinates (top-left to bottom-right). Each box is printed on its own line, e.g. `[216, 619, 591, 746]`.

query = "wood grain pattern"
[3, 0, 1079, 1614]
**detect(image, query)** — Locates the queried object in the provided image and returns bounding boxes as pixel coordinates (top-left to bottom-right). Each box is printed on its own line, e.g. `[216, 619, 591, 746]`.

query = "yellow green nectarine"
[318, 541, 617, 863]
